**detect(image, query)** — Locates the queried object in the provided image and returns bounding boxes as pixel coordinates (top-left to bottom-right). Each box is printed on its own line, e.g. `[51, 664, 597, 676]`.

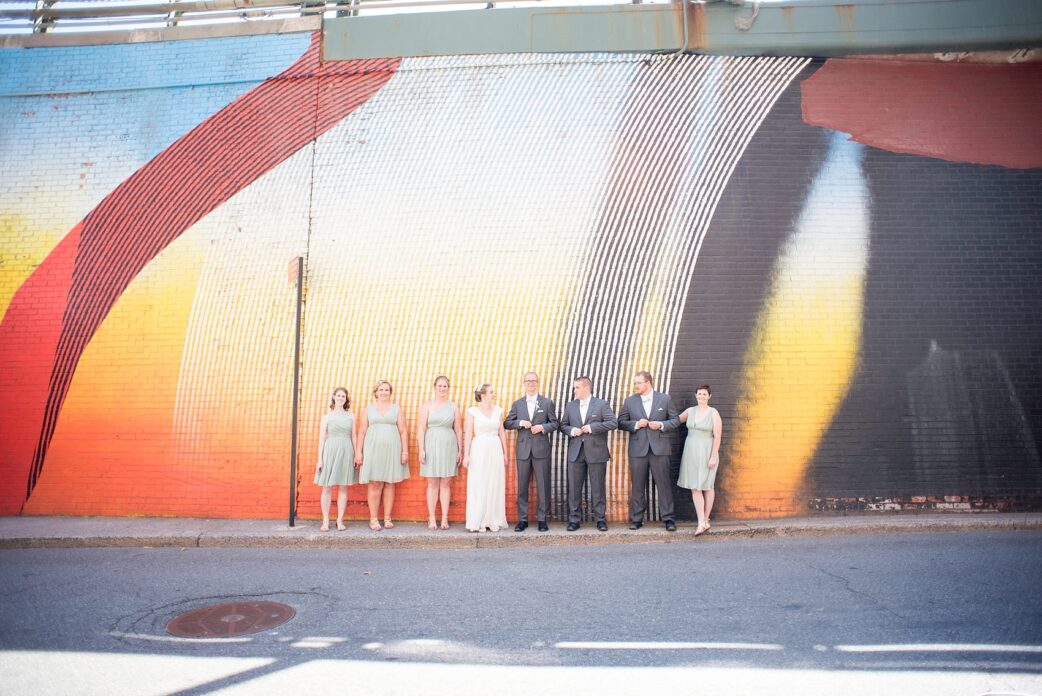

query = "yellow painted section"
[25, 229, 207, 515]
[298, 247, 578, 456]
[0, 214, 65, 320]
[728, 277, 863, 516]
[726, 135, 868, 518]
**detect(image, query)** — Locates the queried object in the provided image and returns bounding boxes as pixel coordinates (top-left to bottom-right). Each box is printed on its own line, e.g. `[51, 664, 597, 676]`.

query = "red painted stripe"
[802, 57, 1042, 169]
[0, 34, 400, 513]
[0, 225, 81, 508]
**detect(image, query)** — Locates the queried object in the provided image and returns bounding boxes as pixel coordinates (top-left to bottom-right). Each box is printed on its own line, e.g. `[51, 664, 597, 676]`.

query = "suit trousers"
[629, 453, 674, 523]
[516, 454, 551, 522]
[568, 449, 607, 524]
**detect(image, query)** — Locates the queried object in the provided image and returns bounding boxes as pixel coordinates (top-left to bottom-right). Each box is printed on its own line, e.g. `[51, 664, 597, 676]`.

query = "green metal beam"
[324, 4, 682, 59]
[322, 0, 1042, 60]
[692, 0, 1042, 56]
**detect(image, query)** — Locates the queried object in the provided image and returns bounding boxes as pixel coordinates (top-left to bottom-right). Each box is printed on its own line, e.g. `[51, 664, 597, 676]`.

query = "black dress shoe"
[596, 521, 608, 532]
[514, 521, 528, 532]
[665, 520, 677, 532]
[566, 522, 580, 531]
[537, 521, 549, 532]
[629, 521, 643, 530]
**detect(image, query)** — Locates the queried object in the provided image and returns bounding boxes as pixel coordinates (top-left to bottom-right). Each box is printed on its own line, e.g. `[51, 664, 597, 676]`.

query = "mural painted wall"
[1, 34, 1040, 521]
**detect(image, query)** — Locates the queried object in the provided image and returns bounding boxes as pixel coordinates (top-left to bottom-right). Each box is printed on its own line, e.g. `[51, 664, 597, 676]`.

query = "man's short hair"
[635, 370, 653, 385]
[573, 376, 593, 389]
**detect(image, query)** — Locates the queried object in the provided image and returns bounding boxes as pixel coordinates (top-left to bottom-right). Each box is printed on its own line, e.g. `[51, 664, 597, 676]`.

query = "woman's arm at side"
[462, 411, 474, 468]
[355, 407, 368, 465]
[709, 408, 723, 466]
[453, 404, 464, 464]
[316, 414, 328, 471]
[416, 402, 429, 464]
[397, 407, 410, 464]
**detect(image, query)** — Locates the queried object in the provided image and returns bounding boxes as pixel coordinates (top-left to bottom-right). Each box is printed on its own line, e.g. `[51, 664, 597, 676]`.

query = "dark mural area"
[671, 61, 1042, 519]
[670, 63, 830, 519]
[811, 153, 1042, 504]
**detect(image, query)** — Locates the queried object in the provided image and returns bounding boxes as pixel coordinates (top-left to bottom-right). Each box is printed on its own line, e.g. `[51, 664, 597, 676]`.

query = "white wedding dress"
[465, 406, 509, 532]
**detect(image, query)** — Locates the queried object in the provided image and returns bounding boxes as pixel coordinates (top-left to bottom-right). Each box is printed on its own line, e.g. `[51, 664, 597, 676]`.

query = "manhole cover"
[167, 601, 295, 638]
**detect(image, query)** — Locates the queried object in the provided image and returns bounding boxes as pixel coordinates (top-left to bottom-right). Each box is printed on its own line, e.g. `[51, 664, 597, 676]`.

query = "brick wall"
[1, 40, 1040, 521]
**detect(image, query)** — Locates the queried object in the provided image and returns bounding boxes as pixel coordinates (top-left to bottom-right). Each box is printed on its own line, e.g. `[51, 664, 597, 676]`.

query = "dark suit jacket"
[504, 395, 558, 459]
[561, 397, 618, 463]
[618, 391, 681, 457]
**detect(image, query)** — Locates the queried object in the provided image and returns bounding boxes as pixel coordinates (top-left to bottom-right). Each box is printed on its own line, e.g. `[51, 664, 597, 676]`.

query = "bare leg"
[426, 478, 439, 528]
[367, 482, 383, 530]
[704, 488, 716, 527]
[335, 486, 348, 530]
[692, 489, 707, 532]
[439, 478, 451, 528]
[320, 487, 332, 531]
[382, 483, 395, 527]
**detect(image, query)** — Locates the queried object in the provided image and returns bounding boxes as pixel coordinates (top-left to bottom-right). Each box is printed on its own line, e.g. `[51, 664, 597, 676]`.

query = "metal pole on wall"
[289, 256, 304, 527]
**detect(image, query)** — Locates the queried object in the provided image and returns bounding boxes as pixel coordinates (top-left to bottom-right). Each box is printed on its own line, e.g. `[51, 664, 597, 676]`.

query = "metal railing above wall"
[0, 0, 649, 47]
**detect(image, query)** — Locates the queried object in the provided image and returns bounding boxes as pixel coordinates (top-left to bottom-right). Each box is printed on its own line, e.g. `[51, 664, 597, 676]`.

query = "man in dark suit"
[618, 371, 681, 531]
[560, 376, 618, 532]
[504, 371, 559, 532]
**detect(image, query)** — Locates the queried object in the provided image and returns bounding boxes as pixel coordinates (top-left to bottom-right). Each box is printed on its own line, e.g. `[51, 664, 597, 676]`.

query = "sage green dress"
[360, 404, 409, 484]
[421, 402, 459, 478]
[678, 407, 719, 490]
[314, 410, 357, 486]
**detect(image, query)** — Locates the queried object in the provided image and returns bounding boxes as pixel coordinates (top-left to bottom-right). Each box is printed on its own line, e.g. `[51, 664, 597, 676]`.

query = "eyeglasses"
[524, 379, 538, 383]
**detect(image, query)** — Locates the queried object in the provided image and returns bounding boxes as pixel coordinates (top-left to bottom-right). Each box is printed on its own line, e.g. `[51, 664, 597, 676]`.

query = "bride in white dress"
[463, 383, 509, 532]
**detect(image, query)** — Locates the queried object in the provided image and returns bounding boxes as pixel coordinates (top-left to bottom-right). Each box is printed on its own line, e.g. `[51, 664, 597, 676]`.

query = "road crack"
[807, 564, 908, 621]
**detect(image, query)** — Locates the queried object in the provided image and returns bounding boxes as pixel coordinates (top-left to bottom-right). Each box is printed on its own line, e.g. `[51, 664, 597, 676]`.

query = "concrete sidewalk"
[2, 512, 1041, 550]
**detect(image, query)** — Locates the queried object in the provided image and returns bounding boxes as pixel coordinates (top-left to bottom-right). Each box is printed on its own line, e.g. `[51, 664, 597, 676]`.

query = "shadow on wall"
[907, 341, 1040, 493]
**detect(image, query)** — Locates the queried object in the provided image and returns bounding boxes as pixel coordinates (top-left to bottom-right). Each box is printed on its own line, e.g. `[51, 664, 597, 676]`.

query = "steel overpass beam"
[322, 0, 1042, 60]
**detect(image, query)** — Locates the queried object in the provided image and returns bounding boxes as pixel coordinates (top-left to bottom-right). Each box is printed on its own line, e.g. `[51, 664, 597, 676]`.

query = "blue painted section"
[0, 32, 311, 96]
[0, 32, 312, 213]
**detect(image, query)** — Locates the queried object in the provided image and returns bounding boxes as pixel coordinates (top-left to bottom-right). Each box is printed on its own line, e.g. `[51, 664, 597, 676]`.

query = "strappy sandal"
[319, 523, 330, 532]
[694, 525, 707, 536]
[428, 518, 438, 530]
[383, 518, 394, 529]
[336, 522, 346, 531]
[440, 520, 449, 530]
[369, 519, 381, 531]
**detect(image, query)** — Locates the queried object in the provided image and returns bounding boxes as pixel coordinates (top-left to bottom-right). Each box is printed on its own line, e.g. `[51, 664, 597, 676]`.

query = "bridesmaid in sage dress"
[678, 384, 723, 535]
[314, 387, 357, 531]
[416, 375, 463, 530]
[355, 380, 410, 531]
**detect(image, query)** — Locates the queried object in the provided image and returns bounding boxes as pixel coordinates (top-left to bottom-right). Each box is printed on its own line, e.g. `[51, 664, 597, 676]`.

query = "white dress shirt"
[641, 392, 654, 418]
[527, 396, 538, 421]
[579, 398, 591, 423]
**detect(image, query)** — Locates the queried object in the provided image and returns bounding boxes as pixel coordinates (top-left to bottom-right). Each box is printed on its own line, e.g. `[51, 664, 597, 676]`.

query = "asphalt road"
[2, 530, 1041, 695]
